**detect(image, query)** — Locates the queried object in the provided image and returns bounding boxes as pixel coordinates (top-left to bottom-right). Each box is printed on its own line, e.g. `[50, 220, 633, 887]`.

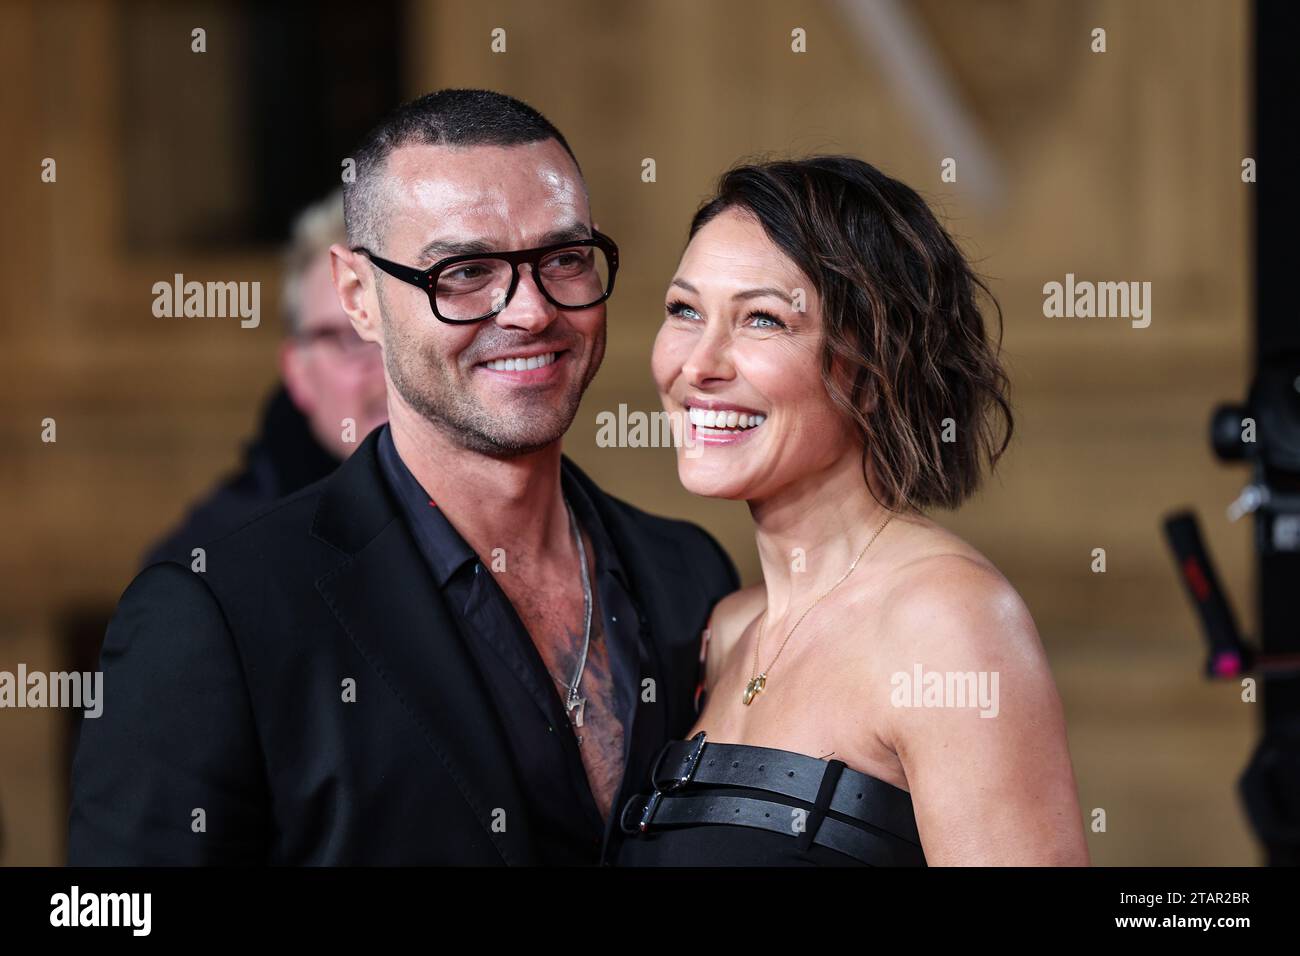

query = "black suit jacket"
[68, 429, 738, 864]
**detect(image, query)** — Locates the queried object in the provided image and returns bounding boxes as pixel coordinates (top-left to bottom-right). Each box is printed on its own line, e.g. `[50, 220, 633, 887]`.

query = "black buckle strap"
[649, 738, 920, 846]
[651, 730, 709, 792]
[635, 731, 707, 832]
[619, 732, 708, 834]
[796, 758, 846, 854]
[636, 791, 927, 866]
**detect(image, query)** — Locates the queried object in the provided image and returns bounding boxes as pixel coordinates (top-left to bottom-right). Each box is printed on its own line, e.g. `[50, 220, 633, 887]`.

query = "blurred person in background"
[143, 191, 388, 566]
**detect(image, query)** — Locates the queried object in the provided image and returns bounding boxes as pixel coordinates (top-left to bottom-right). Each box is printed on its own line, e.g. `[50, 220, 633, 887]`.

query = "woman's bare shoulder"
[875, 517, 1021, 628]
[862, 522, 1086, 864]
[868, 519, 1052, 728]
[845, 515, 1043, 693]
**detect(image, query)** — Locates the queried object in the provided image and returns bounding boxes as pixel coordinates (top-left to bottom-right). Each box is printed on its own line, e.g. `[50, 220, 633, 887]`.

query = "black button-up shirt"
[377, 426, 653, 864]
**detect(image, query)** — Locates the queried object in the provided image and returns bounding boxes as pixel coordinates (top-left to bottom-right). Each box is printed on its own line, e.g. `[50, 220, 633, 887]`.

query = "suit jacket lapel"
[311, 431, 537, 865]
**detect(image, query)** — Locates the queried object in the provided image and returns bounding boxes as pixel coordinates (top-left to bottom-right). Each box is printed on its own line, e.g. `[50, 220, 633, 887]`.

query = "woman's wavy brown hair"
[689, 156, 1014, 512]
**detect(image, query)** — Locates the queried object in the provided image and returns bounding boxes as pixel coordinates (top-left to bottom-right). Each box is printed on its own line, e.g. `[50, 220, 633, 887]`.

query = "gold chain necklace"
[743, 511, 896, 706]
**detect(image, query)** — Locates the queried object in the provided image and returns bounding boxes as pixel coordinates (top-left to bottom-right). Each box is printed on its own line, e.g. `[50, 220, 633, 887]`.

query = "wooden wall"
[0, 0, 1256, 864]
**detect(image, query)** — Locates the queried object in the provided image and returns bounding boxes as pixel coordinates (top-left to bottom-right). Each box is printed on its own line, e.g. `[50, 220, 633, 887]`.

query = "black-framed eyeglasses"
[351, 231, 619, 325]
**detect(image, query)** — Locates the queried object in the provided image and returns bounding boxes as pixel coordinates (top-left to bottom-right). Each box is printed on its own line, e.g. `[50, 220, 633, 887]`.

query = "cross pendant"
[567, 693, 586, 728]
[743, 674, 767, 706]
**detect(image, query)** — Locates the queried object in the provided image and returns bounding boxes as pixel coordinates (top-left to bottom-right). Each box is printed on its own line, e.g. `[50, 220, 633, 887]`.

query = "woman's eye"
[748, 311, 786, 330]
[666, 300, 701, 321]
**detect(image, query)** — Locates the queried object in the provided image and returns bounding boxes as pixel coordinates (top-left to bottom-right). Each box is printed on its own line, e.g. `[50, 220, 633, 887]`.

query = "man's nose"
[494, 264, 558, 334]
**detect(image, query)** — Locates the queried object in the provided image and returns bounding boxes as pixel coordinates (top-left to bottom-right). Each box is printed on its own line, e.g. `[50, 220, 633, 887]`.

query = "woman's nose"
[682, 326, 735, 387]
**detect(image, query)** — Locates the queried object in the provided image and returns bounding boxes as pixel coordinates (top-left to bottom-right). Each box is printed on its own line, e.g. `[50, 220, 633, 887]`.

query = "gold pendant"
[743, 674, 767, 706]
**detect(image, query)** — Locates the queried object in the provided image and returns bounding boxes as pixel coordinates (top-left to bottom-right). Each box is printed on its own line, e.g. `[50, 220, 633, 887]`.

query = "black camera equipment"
[1162, 1, 1300, 865]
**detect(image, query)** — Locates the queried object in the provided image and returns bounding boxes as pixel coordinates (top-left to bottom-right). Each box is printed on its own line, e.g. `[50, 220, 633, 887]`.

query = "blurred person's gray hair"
[282, 189, 346, 335]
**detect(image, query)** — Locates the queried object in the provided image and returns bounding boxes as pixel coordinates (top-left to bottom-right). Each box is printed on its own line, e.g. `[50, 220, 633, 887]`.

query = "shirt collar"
[378, 425, 477, 587]
[378, 424, 629, 589]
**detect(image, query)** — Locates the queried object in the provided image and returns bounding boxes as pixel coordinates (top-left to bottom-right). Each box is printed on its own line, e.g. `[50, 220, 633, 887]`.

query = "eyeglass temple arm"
[351, 247, 428, 286]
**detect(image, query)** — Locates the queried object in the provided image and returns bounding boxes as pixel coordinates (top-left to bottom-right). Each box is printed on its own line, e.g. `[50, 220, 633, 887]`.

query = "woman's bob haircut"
[689, 155, 1014, 512]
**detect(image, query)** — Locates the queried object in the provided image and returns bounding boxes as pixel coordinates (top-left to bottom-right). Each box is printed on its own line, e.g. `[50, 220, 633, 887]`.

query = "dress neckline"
[685, 737, 912, 797]
[621, 733, 926, 866]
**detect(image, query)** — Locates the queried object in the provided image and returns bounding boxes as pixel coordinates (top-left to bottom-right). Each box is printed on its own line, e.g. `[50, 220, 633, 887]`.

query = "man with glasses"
[142, 191, 387, 567]
[69, 89, 739, 865]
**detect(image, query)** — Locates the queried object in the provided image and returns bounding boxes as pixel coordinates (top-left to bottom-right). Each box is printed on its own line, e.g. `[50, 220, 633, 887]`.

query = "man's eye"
[542, 250, 589, 272]
[449, 265, 490, 281]
[666, 300, 701, 321]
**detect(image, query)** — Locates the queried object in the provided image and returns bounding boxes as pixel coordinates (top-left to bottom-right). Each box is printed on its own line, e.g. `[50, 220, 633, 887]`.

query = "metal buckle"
[650, 730, 708, 793]
[619, 793, 648, 835]
[636, 790, 663, 833]
[637, 732, 709, 832]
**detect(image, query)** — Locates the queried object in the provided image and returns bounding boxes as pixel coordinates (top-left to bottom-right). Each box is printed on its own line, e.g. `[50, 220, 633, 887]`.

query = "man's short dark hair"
[343, 88, 581, 252]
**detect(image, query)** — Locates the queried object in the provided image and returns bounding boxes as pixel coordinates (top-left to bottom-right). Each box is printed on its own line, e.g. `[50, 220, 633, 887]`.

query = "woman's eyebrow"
[669, 278, 793, 305]
[732, 286, 793, 304]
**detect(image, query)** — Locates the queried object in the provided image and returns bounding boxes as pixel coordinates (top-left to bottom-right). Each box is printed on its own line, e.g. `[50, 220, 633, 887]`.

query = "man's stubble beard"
[377, 283, 605, 457]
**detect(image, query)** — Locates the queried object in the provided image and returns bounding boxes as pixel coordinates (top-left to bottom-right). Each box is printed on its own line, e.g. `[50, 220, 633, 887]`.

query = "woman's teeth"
[483, 352, 558, 371]
[687, 406, 767, 431]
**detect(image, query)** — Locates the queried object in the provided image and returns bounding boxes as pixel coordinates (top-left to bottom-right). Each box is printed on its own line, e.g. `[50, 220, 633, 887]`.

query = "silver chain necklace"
[559, 498, 593, 741]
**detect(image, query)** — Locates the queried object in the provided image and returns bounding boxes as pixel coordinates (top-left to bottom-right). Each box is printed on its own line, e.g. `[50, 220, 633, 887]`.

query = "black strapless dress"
[616, 733, 926, 867]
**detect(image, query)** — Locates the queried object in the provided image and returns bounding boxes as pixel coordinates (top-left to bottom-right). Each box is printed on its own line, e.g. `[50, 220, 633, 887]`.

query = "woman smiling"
[619, 156, 1089, 867]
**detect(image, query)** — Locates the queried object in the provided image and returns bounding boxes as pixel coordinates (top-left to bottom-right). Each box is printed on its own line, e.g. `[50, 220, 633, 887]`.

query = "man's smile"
[474, 347, 570, 383]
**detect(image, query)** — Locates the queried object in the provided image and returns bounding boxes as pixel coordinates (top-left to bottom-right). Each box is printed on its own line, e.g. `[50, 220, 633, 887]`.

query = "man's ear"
[330, 243, 382, 345]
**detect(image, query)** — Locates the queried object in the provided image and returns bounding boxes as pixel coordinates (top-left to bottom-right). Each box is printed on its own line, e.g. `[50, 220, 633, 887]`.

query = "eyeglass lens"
[435, 245, 611, 321]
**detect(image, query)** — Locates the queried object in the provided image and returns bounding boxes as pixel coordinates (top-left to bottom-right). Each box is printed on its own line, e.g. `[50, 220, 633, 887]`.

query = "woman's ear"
[860, 375, 879, 415]
[827, 354, 878, 416]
